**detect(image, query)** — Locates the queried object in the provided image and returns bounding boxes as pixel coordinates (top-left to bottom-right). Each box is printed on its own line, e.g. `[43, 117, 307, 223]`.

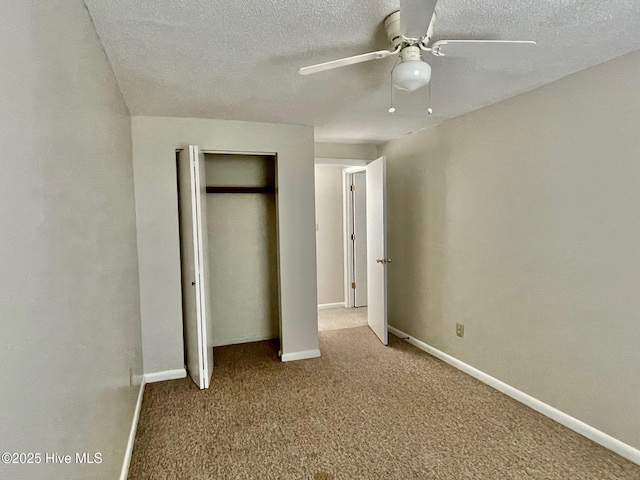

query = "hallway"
[318, 307, 368, 332]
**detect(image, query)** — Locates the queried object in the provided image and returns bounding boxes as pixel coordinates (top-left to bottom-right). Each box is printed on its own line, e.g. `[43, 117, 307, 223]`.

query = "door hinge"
[351, 282, 356, 289]
[350, 185, 355, 191]
[351, 233, 355, 241]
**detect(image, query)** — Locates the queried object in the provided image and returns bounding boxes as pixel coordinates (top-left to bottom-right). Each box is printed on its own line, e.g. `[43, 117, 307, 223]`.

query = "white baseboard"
[143, 368, 187, 383]
[119, 378, 145, 480]
[318, 302, 345, 310]
[281, 349, 321, 362]
[212, 333, 278, 347]
[388, 325, 640, 466]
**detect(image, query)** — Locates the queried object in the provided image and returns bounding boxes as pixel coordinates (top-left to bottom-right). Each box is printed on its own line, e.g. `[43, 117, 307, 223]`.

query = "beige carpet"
[129, 328, 640, 479]
[318, 307, 368, 331]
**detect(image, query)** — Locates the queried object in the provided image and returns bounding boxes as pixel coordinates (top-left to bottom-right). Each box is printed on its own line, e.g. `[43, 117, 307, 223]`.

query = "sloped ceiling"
[84, 0, 640, 143]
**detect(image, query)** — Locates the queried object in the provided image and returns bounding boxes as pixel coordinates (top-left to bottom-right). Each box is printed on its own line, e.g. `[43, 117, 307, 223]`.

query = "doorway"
[314, 158, 388, 342]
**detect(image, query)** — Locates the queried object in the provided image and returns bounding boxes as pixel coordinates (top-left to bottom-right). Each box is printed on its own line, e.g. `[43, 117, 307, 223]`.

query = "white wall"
[132, 117, 319, 373]
[315, 142, 378, 161]
[315, 166, 345, 305]
[379, 49, 640, 450]
[0, 1, 142, 479]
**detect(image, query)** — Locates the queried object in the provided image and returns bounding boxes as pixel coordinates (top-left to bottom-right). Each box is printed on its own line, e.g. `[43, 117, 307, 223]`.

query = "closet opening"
[203, 152, 281, 354]
[176, 148, 281, 388]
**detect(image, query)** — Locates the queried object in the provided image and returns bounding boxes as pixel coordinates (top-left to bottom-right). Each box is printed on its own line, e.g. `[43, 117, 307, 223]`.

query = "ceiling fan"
[299, 0, 536, 110]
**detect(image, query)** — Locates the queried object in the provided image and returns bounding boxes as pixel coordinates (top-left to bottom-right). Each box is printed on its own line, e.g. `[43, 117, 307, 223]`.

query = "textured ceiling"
[84, 0, 640, 144]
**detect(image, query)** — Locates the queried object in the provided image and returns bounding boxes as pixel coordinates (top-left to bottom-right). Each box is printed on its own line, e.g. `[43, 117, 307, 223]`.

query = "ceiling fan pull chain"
[389, 54, 401, 114]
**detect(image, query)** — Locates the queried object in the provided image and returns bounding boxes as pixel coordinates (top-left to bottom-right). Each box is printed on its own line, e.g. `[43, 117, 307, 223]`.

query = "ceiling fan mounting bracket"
[419, 43, 433, 53]
[385, 10, 436, 49]
[430, 44, 444, 56]
[384, 11, 402, 48]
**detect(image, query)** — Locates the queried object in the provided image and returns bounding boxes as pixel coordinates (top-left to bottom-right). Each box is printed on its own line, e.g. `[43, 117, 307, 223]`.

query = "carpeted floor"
[318, 307, 368, 331]
[129, 328, 640, 479]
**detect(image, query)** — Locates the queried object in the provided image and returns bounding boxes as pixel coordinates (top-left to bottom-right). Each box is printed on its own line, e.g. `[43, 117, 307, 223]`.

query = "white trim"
[212, 333, 278, 347]
[143, 368, 187, 383]
[318, 302, 345, 310]
[281, 349, 321, 362]
[201, 149, 277, 156]
[119, 379, 145, 480]
[388, 326, 640, 466]
[315, 157, 369, 166]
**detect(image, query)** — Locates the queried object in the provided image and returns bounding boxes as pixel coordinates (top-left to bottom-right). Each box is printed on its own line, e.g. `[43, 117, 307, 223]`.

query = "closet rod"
[206, 186, 275, 194]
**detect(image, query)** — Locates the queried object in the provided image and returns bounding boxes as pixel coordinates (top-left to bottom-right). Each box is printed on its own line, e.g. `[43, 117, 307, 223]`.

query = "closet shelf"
[206, 186, 275, 194]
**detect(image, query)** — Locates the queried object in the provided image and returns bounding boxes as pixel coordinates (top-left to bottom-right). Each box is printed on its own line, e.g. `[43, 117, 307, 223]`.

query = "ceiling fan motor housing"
[384, 11, 402, 48]
[385, 10, 436, 48]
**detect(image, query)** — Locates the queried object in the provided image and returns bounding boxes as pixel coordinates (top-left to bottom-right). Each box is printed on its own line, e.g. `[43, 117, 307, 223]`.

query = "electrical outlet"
[456, 323, 464, 338]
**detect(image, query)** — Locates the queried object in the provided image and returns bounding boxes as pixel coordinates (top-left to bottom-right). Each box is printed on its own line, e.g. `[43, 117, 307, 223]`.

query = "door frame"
[202, 149, 282, 351]
[314, 158, 369, 310]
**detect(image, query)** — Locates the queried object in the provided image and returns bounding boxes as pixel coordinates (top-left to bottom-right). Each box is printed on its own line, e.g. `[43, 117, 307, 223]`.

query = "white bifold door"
[352, 171, 368, 307]
[366, 156, 389, 345]
[178, 145, 213, 389]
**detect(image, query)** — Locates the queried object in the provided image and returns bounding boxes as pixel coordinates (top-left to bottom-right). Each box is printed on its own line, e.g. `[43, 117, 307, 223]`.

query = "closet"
[177, 146, 280, 390]
[204, 153, 280, 347]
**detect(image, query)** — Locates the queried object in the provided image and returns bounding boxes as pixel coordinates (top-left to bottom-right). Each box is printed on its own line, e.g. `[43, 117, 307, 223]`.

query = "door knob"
[376, 258, 392, 264]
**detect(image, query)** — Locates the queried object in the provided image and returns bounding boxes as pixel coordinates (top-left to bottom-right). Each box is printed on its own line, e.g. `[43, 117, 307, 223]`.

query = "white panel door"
[178, 145, 213, 389]
[366, 156, 388, 345]
[353, 172, 368, 307]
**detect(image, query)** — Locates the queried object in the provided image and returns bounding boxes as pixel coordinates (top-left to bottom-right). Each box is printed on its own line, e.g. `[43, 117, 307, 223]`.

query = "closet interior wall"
[204, 153, 280, 347]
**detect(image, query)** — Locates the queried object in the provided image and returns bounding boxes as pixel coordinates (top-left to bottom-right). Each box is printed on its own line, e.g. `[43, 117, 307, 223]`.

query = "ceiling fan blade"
[430, 40, 536, 58]
[298, 49, 398, 75]
[400, 0, 438, 41]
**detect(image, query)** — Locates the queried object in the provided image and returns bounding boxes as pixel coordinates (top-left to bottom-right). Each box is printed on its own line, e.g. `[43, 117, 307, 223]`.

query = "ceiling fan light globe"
[393, 60, 431, 91]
